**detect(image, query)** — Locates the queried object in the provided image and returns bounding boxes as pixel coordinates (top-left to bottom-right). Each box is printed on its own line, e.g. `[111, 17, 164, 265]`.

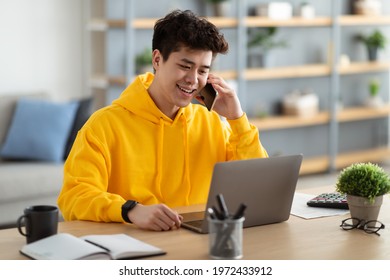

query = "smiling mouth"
[177, 85, 196, 95]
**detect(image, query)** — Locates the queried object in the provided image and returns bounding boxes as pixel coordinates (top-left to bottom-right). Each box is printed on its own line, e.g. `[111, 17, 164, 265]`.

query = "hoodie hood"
[113, 72, 194, 125]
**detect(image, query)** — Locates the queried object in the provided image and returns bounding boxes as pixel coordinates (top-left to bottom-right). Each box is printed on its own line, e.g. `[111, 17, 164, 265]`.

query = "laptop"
[181, 154, 303, 233]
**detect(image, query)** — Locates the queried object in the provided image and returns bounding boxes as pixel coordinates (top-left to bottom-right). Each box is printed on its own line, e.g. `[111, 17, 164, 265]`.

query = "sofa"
[0, 93, 92, 229]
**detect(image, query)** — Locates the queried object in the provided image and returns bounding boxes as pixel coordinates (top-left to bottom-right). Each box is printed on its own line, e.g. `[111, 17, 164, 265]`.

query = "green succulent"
[135, 48, 152, 69]
[369, 78, 380, 97]
[356, 30, 387, 49]
[247, 27, 288, 52]
[336, 162, 390, 203]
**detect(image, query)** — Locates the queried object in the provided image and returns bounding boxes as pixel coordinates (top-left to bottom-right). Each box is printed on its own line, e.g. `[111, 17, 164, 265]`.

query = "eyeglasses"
[340, 218, 385, 236]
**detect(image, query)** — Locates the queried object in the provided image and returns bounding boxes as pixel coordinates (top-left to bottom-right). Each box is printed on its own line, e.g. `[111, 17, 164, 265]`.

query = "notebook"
[181, 154, 303, 233]
[20, 233, 166, 260]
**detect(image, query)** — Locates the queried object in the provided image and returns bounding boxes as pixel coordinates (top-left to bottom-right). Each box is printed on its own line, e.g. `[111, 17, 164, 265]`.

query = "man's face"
[152, 47, 213, 115]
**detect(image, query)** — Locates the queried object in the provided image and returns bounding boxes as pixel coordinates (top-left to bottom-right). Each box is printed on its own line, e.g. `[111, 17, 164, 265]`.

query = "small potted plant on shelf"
[335, 162, 390, 222]
[135, 48, 153, 74]
[365, 78, 383, 108]
[356, 29, 387, 61]
[247, 27, 288, 68]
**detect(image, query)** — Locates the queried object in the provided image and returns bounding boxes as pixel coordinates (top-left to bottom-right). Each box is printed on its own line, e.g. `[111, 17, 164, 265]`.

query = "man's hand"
[205, 73, 243, 120]
[128, 203, 183, 231]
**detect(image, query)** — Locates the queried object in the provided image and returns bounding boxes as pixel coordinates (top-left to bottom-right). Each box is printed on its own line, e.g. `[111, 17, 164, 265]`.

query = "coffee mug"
[17, 205, 59, 243]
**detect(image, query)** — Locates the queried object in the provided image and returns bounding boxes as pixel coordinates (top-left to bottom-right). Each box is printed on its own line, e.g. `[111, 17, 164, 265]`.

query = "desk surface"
[1, 186, 389, 260]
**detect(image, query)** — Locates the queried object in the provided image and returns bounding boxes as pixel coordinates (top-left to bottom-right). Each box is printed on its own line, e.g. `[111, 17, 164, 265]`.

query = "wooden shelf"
[339, 15, 390, 26]
[90, 15, 390, 30]
[251, 105, 390, 131]
[212, 70, 237, 80]
[339, 61, 390, 75]
[244, 62, 389, 81]
[132, 18, 156, 29]
[300, 156, 330, 175]
[134, 17, 239, 29]
[245, 16, 332, 27]
[337, 105, 390, 122]
[250, 112, 330, 131]
[88, 18, 126, 30]
[336, 147, 390, 169]
[206, 17, 238, 28]
[299, 147, 390, 175]
[244, 64, 331, 80]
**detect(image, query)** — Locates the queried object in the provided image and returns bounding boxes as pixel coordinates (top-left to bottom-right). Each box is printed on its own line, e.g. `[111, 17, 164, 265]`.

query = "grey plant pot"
[367, 46, 378, 61]
[347, 194, 383, 223]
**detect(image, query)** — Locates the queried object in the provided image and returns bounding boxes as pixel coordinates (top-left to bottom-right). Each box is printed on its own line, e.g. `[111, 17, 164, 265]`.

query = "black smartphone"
[198, 83, 218, 111]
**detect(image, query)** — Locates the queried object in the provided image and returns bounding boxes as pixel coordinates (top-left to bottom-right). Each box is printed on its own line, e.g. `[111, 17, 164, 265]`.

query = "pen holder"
[208, 216, 244, 259]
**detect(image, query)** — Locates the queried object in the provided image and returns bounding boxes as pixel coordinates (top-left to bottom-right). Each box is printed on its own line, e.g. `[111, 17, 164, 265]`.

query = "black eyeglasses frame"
[340, 218, 385, 236]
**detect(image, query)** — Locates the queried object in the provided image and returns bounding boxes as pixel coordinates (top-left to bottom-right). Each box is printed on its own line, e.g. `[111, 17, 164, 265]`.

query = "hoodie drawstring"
[181, 114, 191, 205]
[156, 118, 165, 200]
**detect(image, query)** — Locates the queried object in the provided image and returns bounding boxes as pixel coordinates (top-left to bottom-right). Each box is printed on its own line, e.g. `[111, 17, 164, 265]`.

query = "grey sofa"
[0, 93, 92, 229]
[0, 93, 68, 228]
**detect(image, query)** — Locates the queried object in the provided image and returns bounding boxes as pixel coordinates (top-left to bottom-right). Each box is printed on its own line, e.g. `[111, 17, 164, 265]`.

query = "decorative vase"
[346, 194, 383, 222]
[211, 2, 230, 17]
[247, 49, 270, 68]
[354, 0, 382, 16]
[365, 95, 383, 108]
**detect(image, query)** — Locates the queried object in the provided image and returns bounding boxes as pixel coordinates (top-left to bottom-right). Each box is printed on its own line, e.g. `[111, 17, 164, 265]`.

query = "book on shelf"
[20, 233, 166, 260]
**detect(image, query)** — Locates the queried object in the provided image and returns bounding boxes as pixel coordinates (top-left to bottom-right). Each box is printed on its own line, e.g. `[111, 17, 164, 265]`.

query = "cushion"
[0, 93, 46, 146]
[63, 97, 93, 159]
[0, 98, 78, 163]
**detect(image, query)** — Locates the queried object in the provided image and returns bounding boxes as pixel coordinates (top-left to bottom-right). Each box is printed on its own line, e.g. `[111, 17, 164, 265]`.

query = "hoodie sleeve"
[226, 113, 268, 160]
[57, 126, 126, 223]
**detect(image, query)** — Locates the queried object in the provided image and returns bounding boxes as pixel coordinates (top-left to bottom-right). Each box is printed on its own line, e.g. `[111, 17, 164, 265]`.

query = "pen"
[207, 207, 216, 220]
[216, 193, 229, 219]
[211, 206, 224, 220]
[84, 240, 111, 252]
[232, 203, 247, 219]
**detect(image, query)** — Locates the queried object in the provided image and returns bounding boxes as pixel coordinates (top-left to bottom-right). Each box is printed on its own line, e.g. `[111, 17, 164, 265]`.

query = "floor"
[296, 160, 390, 191]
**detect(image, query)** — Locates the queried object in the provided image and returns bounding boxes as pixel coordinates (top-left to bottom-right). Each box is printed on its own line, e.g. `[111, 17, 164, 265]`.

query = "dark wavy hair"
[152, 10, 229, 61]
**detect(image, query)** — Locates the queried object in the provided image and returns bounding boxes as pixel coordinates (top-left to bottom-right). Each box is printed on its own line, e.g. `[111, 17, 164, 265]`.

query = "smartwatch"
[121, 200, 138, 223]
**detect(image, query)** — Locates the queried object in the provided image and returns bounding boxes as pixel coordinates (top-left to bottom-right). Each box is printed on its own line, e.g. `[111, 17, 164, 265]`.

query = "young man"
[58, 10, 268, 231]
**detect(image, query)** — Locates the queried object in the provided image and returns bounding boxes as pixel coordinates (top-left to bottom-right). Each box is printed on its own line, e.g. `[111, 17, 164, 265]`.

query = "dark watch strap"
[121, 200, 138, 223]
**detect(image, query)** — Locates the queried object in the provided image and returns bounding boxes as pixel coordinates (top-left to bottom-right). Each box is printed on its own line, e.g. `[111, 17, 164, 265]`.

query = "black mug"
[17, 205, 59, 243]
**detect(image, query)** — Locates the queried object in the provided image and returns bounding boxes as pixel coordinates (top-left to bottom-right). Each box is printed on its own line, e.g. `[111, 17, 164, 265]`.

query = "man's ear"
[152, 49, 161, 68]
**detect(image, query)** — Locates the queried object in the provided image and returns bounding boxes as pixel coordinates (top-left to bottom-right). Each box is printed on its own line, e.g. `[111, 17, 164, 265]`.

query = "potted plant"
[247, 27, 288, 68]
[336, 162, 390, 222]
[356, 29, 387, 61]
[205, 0, 230, 17]
[135, 48, 153, 74]
[365, 78, 383, 108]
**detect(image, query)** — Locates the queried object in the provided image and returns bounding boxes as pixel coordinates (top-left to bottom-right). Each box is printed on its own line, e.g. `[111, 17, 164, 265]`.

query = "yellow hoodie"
[58, 73, 268, 222]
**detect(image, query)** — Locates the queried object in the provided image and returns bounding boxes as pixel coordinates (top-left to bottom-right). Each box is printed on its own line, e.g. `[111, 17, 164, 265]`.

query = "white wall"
[0, 0, 84, 100]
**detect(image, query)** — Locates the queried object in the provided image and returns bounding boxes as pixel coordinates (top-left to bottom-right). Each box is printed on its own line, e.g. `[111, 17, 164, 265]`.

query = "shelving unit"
[85, 0, 390, 175]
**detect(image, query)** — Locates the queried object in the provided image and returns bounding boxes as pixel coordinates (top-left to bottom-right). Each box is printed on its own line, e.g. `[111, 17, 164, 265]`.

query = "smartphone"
[198, 83, 218, 111]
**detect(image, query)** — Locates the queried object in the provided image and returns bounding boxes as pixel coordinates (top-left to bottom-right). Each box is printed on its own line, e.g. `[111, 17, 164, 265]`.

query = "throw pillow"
[0, 98, 78, 162]
[63, 97, 93, 159]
